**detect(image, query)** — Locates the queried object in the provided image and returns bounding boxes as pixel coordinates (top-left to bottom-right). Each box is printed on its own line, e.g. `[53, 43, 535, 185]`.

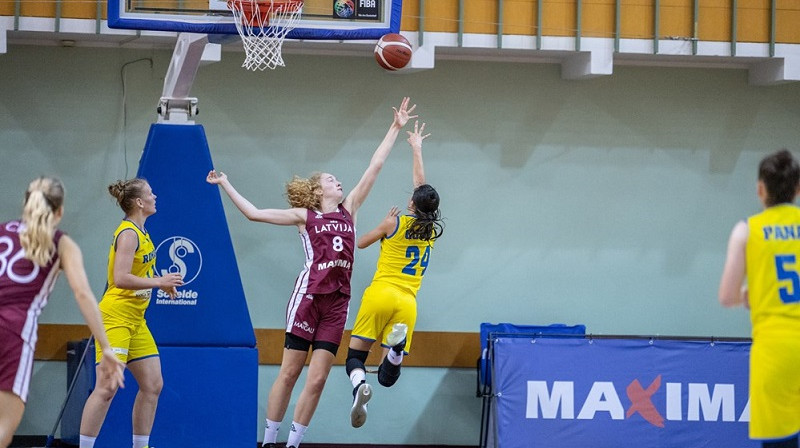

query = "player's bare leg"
[0, 391, 24, 448]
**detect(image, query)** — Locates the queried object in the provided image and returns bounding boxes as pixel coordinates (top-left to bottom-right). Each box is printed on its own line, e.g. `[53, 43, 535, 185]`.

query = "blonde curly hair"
[285, 172, 322, 210]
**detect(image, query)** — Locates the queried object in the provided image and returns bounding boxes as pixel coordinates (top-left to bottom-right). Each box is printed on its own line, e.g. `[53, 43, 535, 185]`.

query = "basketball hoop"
[227, 0, 303, 71]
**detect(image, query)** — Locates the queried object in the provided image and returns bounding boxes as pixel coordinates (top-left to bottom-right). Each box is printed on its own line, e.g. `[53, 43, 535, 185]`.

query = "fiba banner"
[137, 123, 255, 347]
[491, 337, 756, 448]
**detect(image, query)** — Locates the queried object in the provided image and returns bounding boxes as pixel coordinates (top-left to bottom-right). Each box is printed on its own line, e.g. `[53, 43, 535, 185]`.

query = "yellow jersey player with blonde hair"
[346, 120, 444, 428]
[719, 149, 800, 448]
[79, 178, 183, 448]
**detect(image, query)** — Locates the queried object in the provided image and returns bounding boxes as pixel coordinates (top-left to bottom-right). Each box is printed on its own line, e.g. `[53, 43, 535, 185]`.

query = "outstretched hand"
[384, 206, 401, 223]
[406, 121, 430, 149]
[392, 97, 418, 129]
[381, 206, 402, 229]
[206, 170, 227, 185]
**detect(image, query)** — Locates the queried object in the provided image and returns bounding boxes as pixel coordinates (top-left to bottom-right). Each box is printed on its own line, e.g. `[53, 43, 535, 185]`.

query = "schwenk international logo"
[154, 236, 203, 305]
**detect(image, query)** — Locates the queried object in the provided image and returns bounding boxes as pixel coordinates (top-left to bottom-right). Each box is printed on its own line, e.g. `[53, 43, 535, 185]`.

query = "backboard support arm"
[157, 33, 219, 124]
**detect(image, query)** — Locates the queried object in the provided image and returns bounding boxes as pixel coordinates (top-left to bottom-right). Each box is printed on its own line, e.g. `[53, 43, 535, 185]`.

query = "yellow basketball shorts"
[749, 336, 800, 440]
[351, 282, 417, 352]
[95, 313, 159, 364]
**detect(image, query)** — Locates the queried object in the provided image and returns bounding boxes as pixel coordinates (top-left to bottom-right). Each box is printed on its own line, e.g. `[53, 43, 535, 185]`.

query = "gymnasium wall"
[1, 44, 799, 444]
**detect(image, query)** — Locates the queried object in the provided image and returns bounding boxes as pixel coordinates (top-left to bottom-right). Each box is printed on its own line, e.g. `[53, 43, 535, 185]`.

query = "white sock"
[387, 349, 403, 366]
[79, 435, 96, 448]
[286, 421, 308, 448]
[349, 369, 366, 388]
[263, 419, 281, 445]
[132, 434, 149, 448]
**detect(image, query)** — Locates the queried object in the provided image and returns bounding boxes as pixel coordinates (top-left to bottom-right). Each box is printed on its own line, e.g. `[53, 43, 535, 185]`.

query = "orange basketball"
[374, 33, 412, 71]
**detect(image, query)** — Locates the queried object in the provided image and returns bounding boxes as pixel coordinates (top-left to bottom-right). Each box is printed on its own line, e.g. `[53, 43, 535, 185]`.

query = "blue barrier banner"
[493, 337, 756, 448]
[479, 323, 586, 389]
[136, 124, 255, 347]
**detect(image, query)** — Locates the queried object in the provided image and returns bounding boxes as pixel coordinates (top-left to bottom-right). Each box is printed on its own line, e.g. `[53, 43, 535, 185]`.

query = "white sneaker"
[386, 323, 408, 348]
[350, 382, 372, 428]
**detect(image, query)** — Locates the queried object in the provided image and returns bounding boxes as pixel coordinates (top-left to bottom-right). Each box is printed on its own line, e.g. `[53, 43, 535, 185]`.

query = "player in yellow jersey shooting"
[345, 120, 445, 428]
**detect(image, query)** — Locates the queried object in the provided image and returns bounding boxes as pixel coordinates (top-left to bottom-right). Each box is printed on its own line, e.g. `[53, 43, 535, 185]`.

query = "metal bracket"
[157, 97, 199, 123]
[156, 33, 209, 124]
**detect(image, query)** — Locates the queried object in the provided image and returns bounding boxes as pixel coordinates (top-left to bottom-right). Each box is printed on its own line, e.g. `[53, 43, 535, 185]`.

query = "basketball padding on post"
[136, 123, 255, 348]
[61, 123, 258, 446]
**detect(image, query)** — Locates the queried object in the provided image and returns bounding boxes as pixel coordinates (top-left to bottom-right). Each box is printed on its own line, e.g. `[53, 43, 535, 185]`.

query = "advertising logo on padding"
[154, 236, 203, 305]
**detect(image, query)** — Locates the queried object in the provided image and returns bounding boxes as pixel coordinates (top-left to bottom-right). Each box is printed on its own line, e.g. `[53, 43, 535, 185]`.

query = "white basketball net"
[227, 0, 303, 71]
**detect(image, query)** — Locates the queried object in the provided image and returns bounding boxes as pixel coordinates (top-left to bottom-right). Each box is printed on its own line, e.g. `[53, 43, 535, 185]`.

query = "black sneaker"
[350, 381, 372, 428]
[263, 444, 278, 448]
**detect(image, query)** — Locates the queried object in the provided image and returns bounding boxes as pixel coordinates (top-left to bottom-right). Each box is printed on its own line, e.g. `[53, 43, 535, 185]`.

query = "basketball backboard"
[108, 0, 402, 40]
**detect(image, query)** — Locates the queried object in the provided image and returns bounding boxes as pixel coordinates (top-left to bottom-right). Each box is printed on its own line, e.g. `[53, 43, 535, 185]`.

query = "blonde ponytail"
[20, 177, 65, 267]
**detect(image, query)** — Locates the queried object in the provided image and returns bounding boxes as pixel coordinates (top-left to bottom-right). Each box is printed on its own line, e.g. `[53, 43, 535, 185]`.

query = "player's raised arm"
[358, 206, 401, 249]
[343, 97, 417, 220]
[207, 170, 306, 226]
[407, 120, 431, 188]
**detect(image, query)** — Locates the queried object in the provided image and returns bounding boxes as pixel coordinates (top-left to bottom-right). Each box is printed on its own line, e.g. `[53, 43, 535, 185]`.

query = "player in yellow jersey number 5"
[719, 149, 800, 448]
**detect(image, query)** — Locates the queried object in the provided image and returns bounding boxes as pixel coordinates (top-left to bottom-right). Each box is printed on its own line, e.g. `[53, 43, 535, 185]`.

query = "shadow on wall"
[403, 368, 482, 446]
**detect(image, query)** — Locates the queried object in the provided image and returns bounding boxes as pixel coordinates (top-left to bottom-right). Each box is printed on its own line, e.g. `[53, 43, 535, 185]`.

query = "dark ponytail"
[406, 184, 444, 241]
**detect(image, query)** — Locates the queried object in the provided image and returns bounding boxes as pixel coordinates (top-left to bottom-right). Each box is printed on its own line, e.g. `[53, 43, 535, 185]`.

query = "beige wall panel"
[583, 0, 615, 37]
[61, 0, 101, 19]
[426, 0, 459, 33]
[737, 0, 770, 41]
[504, 0, 538, 36]
[400, 0, 419, 30]
[464, 0, 499, 34]
[776, 3, 800, 43]
[659, 0, 692, 38]
[20, 0, 55, 17]
[542, 0, 577, 36]
[620, 0, 655, 38]
[37, 324, 481, 368]
[699, 0, 732, 41]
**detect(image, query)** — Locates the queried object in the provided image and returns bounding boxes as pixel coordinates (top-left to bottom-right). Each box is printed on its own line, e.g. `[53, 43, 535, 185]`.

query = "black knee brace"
[377, 357, 401, 387]
[346, 348, 369, 377]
